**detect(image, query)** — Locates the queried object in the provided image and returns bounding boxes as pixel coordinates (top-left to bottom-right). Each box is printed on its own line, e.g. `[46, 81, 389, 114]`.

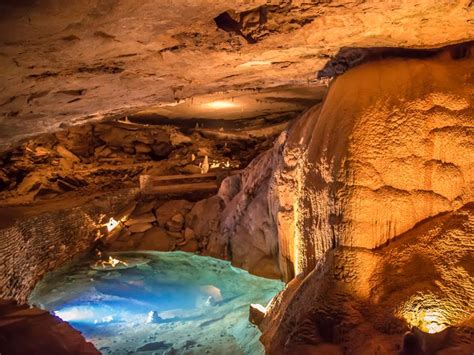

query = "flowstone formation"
[221, 44, 474, 353]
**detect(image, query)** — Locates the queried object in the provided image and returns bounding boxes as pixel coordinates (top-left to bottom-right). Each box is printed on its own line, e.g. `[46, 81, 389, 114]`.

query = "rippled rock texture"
[1, 1, 473, 143]
[218, 44, 474, 353]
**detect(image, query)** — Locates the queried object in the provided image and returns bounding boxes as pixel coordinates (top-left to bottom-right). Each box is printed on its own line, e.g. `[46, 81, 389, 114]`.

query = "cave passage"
[29, 251, 283, 355]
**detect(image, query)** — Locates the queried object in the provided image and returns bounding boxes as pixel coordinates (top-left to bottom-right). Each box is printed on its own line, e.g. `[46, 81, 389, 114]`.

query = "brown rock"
[110, 201, 137, 226]
[154, 200, 194, 227]
[179, 239, 199, 253]
[132, 200, 156, 216]
[58, 157, 73, 170]
[94, 145, 114, 158]
[55, 144, 80, 163]
[125, 212, 156, 226]
[151, 142, 172, 159]
[179, 164, 202, 175]
[186, 196, 224, 257]
[122, 146, 135, 154]
[17, 172, 49, 195]
[138, 227, 175, 251]
[183, 227, 195, 241]
[166, 213, 184, 232]
[135, 142, 152, 154]
[127, 223, 153, 233]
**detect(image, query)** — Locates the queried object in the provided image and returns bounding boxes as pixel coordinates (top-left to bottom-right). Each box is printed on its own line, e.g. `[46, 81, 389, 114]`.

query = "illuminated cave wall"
[0, 190, 138, 303]
[271, 45, 474, 277]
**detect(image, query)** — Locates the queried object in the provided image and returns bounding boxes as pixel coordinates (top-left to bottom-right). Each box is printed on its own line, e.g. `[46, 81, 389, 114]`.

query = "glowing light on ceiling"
[204, 100, 239, 109]
[238, 60, 273, 68]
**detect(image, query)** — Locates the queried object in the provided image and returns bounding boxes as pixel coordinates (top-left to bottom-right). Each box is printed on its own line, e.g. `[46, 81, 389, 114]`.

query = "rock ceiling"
[0, 0, 473, 145]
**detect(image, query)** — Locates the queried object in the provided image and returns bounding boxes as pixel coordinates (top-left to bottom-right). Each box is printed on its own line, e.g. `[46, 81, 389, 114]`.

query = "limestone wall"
[0, 189, 138, 302]
[280, 47, 474, 275]
[220, 44, 474, 281]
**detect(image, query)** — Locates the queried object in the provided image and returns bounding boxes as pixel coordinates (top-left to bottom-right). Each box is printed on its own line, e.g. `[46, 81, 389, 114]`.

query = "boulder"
[132, 200, 156, 216]
[186, 196, 224, 257]
[125, 213, 156, 226]
[179, 239, 199, 253]
[154, 200, 194, 227]
[128, 223, 153, 233]
[137, 227, 175, 251]
[94, 145, 113, 158]
[135, 143, 152, 154]
[56, 144, 80, 163]
[178, 164, 202, 174]
[166, 213, 184, 232]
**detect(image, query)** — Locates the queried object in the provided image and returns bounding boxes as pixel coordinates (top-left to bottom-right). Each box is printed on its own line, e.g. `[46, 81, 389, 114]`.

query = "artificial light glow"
[105, 217, 119, 232]
[250, 303, 267, 315]
[238, 60, 273, 68]
[399, 298, 450, 335]
[418, 310, 447, 334]
[204, 100, 239, 109]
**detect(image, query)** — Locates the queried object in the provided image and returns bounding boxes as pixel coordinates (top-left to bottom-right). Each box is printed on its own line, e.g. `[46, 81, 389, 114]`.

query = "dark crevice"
[317, 40, 474, 79]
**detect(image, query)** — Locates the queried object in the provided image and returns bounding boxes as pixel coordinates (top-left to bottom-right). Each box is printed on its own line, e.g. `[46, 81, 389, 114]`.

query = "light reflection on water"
[29, 251, 283, 354]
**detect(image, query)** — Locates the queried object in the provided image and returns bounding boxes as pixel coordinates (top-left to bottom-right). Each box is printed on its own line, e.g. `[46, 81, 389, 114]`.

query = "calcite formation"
[221, 43, 474, 281]
[0, 1, 473, 353]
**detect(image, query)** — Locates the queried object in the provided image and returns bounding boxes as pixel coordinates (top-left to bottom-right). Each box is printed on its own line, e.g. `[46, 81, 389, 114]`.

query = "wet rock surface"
[0, 299, 99, 355]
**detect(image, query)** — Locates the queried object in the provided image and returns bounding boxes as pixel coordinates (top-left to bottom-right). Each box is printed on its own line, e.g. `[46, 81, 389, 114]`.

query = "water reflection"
[30, 252, 283, 354]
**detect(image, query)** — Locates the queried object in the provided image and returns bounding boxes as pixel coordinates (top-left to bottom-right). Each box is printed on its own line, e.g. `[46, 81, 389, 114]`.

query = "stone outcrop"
[220, 43, 474, 282]
[0, 189, 138, 302]
[0, 299, 99, 354]
[0, 119, 274, 205]
[260, 203, 474, 354]
[1, 1, 473, 144]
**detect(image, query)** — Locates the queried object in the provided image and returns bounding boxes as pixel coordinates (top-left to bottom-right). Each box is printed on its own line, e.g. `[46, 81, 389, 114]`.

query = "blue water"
[29, 252, 283, 354]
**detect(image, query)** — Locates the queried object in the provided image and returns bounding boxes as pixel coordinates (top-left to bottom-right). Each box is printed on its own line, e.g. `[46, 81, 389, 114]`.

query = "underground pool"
[29, 251, 284, 354]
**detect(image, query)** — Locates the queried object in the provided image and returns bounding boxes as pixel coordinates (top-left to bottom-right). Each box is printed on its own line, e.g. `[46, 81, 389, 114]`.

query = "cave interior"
[0, 1, 473, 355]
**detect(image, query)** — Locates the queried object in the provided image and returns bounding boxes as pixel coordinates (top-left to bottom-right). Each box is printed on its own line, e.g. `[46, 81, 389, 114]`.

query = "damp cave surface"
[29, 251, 283, 354]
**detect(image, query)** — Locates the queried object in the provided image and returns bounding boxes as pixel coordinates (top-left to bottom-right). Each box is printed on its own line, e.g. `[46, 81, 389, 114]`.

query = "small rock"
[179, 239, 198, 253]
[166, 213, 184, 232]
[94, 145, 113, 158]
[59, 158, 74, 170]
[146, 311, 163, 324]
[125, 213, 156, 226]
[135, 143, 152, 154]
[151, 142, 172, 159]
[17, 172, 48, 195]
[127, 223, 153, 233]
[179, 164, 202, 174]
[56, 144, 80, 163]
[184, 228, 195, 241]
[132, 200, 156, 216]
[249, 304, 266, 326]
[122, 146, 135, 155]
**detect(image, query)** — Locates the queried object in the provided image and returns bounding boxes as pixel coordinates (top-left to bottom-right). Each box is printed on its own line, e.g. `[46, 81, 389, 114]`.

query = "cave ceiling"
[0, 0, 473, 146]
